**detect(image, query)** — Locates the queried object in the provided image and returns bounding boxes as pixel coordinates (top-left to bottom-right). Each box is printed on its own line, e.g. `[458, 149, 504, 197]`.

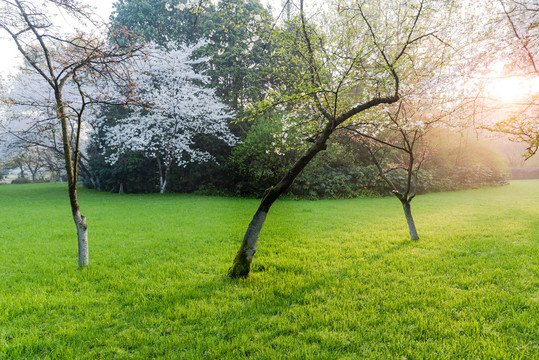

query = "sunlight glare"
[486, 61, 539, 105]
[488, 75, 539, 104]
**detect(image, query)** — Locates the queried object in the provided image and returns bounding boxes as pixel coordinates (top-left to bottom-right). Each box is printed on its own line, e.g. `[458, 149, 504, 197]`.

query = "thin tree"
[0, 0, 140, 267]
[347, 101, 440, 241]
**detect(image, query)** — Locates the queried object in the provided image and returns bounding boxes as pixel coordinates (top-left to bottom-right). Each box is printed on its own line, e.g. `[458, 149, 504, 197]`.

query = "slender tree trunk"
[74, 210, 88, 267]
[228, 126, 332, 278]
[156, 155, 167, 194]
[163, 163, 172, 194]
[158, 160, 171, 194]
[88, 176, 97, 190]
[57, 92, 88, 267]
[401, 199, 419, 241]
[160, 179, 166, 194]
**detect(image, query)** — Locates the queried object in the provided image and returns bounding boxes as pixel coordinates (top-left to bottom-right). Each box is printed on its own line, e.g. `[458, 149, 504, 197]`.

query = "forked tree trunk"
[160, 178, 167, 194]
[228, 127, 332, 278]
[29, 162, 40, 183]
[401, 199, 419, 241]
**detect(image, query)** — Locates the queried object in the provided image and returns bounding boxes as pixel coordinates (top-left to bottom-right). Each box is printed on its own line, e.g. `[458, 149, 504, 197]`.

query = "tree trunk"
[159, 161, 171, 194]
[160, 178, 167, 194]
[228, 126, 332, 278]
[228, 209, 268, 278]
[156, 155, 168, 194]
[57, 91, 88, 267]
[74, 210, 88, 267]
[401, 199, 419, 241]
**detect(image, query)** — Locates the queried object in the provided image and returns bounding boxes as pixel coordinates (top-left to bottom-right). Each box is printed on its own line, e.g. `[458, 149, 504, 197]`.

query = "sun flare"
[487, 75, 539, 104]
[484, 59, 539, 106]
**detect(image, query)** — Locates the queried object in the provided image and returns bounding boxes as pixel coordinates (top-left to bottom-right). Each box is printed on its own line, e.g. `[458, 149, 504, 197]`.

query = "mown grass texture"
[0, 181, 538, 359]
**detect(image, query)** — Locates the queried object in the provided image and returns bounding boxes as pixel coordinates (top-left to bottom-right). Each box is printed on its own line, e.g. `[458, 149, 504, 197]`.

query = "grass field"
[0, 181, 538, 359]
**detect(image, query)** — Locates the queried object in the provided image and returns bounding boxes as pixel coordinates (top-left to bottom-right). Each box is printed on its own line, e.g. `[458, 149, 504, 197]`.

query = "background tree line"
[76, 0, 511, 198]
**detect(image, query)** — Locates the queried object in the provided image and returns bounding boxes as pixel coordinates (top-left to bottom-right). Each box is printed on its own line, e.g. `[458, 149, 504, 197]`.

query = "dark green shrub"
[11, 177, 31, 184]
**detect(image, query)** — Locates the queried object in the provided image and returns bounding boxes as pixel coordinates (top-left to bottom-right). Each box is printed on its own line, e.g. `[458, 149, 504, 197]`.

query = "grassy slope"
[0, 181, 537, 359]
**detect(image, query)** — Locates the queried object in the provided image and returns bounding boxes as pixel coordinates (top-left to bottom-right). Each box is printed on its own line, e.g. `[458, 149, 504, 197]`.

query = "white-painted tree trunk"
[156, 156, 171, 194]
[74, 210, 89, 267]
[160, 178, 166, 194]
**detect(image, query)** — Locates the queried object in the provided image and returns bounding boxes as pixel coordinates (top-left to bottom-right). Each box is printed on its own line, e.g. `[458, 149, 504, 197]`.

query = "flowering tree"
[103, 41, 236, 194]
[112, 0, 275, 112]
[2, 53, 139, 189]
[0, 0, 140, 267]
[3, 142, 46, 183]
[99, 0, 279, 193]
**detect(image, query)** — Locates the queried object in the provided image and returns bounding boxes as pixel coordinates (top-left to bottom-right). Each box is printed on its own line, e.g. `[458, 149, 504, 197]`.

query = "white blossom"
[103, 41, 236, 193]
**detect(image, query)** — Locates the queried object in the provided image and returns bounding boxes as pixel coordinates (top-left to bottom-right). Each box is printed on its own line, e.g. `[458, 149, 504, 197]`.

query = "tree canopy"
[102, 41, 237, 193]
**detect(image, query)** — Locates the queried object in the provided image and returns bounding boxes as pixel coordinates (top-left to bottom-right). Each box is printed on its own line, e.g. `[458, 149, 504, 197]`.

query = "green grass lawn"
[0, 181, 538, 359]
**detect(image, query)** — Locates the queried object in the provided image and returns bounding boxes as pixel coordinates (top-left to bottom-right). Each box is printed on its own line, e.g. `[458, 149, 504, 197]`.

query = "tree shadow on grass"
[364, 239, 414, 264]
[170, 238, 415, 316]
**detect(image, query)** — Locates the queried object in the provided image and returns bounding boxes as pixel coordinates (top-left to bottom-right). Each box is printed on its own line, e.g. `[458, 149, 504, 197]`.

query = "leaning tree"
[227, 0, 445, 278]
[0, 0, 141, 267]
